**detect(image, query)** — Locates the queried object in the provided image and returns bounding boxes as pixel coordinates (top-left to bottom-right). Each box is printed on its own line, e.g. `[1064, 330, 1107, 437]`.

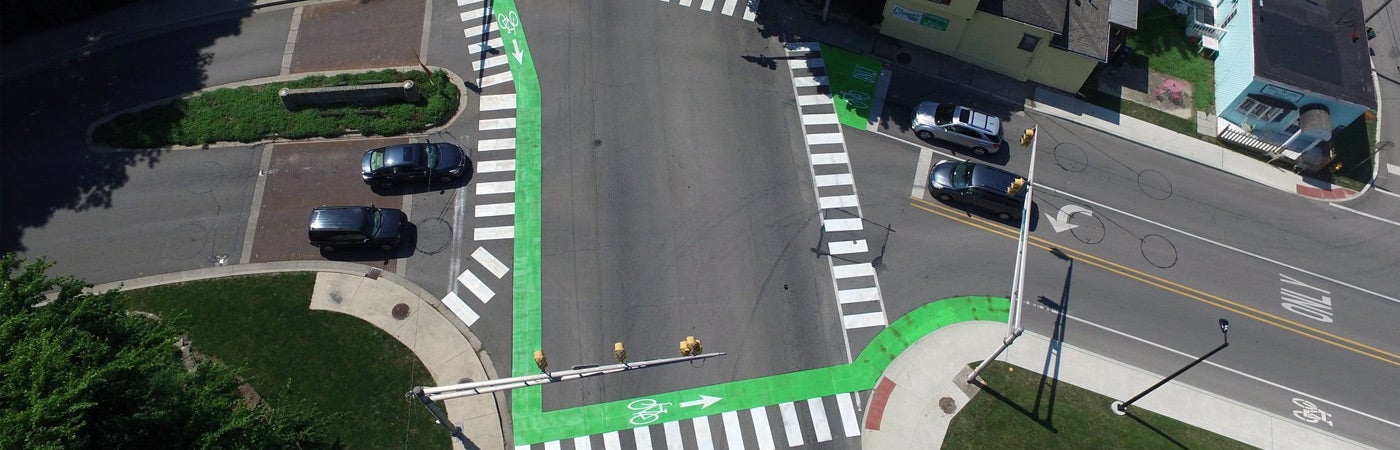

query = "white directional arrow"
[679, 395, 722, 410]
[1045, 204, 1093, 233]
[510, 40, 524, 63]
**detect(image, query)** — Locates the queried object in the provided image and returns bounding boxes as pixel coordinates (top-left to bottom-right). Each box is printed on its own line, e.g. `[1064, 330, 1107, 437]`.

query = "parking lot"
[250, 137, 409, 269]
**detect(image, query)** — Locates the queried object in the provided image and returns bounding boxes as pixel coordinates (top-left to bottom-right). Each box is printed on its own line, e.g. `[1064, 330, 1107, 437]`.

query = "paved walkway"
[90, 262, 506, 450]
[861, 321, 1373, 449]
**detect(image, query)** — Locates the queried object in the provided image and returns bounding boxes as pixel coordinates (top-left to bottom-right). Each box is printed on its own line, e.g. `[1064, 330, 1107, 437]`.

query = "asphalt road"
[525, 0, 850, 410]
[860, 65, 1400, 447]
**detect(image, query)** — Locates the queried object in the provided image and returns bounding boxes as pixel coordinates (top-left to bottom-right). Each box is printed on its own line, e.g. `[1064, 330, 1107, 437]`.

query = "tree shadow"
[1, 2, 255, 253]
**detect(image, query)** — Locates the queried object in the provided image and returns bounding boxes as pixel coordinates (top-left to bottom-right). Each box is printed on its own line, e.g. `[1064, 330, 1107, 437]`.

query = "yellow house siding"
[1027, 51, 1097, 93]
[879, 4, 1101, 94]
[953, 14, 1048, 81]
[880, 2, 969, 54]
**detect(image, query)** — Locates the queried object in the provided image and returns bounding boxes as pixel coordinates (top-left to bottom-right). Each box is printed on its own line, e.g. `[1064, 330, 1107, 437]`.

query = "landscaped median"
[91, 68, 460, 149]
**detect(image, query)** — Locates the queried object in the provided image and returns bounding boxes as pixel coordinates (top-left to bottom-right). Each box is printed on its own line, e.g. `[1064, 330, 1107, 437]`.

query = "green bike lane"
[496, 2, 957, 443]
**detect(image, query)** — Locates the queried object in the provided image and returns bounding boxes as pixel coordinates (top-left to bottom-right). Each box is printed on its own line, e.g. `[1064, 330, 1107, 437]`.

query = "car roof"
[969, 163, 1023, 195]
[956, 107, 1001, 135]
[382, 144, 425, 168]
[309, 206, 373, 231]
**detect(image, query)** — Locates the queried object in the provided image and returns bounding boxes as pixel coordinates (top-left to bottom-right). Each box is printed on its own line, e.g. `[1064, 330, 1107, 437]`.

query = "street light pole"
[1112, 319, 1230, 415]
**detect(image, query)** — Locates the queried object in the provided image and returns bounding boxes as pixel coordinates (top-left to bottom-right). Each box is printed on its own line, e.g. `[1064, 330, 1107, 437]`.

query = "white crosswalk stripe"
[837, 287, 879, 304]
[456, 269, 494, 302]
[475, 203, 514, 217]
[801, 113, 839, 126]
[822, 217, 862, 232]
[477, 159, 517, 173]
[603, 431, 621, 450]
[819, 195, 859, 209]
[797, 94, 831, 106]
[826, 239, 868, 255]
[778, 402, 802, 447]
[473, 54, 510, 71]
[476, 180, 516, 195]
[474, 226, 515, 241]
[480, 117, 517, 130]
[664, 421, 683, 448]
[572, 436, 591, 450]
[468, 37, 504, 53]
[806, 398, 832, 442]
[806, 132, 843, 145]
[479, 71, 515, 89]
[700, 0, 715, 11]
[831, 262, 875, 279]
[472, 247, 511, 278]
[808, 153, 849, 166]
[460, 8, 486, 22]
[836, 393, 861, 437]
[722, 411, 744, 450]
[440, 291, 480, 326]
[749, 407, 775, 450]
[843, 312, 887, 329]
[692, 416, 714, 450]
[479, 93, 517, 111]
[479, 138, 516, 151]
[632, 426, 653, 450]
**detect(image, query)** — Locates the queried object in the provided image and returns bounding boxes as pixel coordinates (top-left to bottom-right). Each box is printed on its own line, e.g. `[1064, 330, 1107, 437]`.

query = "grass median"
[93, 69, 459, 148]
[121, 272, 444, 449]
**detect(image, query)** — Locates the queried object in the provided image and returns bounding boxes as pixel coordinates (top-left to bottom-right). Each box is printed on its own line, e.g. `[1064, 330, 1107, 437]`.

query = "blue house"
[1202, 0, 1376, 172]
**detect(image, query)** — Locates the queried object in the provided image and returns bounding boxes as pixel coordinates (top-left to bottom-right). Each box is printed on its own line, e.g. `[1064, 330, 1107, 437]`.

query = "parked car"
[307, 205, 405, 251]
[911, 101, 1005, 156]
[927, 159, 1027, 221]
[361, 142, 469, 185]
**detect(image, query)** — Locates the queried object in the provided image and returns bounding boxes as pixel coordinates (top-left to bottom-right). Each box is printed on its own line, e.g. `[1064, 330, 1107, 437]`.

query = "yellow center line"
[909, 197, 1400, 367]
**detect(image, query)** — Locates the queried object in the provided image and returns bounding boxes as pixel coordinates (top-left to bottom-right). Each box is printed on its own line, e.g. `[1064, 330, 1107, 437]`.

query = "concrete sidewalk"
[91, 262, 507, 450]
[861, 321, 1372, 449]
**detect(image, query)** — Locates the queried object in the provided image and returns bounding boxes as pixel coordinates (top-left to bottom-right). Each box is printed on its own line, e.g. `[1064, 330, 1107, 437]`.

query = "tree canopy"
[0, 254, 332, 449]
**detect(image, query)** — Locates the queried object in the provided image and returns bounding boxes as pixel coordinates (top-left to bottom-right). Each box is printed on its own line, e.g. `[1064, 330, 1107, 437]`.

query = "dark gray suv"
[307, 206, 406, 251]
[361, 142, 469, 186]
[927, 160, 1027, 221]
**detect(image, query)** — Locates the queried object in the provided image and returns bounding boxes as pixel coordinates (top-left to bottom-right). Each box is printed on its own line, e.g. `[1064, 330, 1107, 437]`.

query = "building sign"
[892, 5, 950, 31]
[1261, 84, 1304, 103]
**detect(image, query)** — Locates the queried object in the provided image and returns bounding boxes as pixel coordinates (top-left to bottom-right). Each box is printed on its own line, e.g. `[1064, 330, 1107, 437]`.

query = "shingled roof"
[1253, 0, 1376, 109]
[977, 0, 1112, 61]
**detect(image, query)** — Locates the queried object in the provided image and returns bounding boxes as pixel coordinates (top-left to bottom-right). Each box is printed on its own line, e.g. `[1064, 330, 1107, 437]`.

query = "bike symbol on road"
[628, 398, 672, 426]
[1291, 398, 1333, 426]
[495, 10, 520, 34]
[838, 90, 870, 109]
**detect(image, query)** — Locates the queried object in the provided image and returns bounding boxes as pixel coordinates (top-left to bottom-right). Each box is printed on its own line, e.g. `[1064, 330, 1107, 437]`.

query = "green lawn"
[121, 273, 445, 449]
[1126, 4, 1216, 111]
[944, 361, 1252, 449]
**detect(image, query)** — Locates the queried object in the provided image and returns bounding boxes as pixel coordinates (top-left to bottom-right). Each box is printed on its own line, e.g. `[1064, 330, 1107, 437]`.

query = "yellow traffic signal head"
[1020, 128, 1035, 146]
[1006, 177, 1026, 196]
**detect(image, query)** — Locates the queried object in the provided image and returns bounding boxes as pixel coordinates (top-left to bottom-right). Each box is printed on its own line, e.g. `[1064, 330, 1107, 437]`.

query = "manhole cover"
[939, 397, 957, 414]
[392, 303, 411, 320]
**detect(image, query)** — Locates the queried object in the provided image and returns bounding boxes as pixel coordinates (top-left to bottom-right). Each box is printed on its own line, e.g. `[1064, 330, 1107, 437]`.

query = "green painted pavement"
[492, 0, 545, 428]
[513, 296, 1010, 445]
[819, 45, 883, 129]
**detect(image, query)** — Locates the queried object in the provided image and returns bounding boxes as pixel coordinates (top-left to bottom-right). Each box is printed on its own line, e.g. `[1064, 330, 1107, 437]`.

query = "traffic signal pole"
[967, 126, 1038, 384]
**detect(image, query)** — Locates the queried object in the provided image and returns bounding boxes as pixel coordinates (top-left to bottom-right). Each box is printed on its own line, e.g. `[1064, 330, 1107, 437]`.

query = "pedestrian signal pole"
[968, 125, 1038, 384]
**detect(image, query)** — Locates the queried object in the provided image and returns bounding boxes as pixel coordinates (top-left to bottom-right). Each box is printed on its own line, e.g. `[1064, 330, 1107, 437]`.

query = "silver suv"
[911, 101, 1004, 156]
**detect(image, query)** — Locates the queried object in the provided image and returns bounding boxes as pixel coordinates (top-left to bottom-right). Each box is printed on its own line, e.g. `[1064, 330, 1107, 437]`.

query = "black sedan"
[361, 142, 469, 185]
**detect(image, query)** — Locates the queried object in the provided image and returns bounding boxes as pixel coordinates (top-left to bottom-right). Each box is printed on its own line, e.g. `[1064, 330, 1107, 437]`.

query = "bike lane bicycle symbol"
[628, 398, 672, 426]
[1291, 398, 1333, 426]
[495, 10, 520, 34]
[838, 90, 870, 109]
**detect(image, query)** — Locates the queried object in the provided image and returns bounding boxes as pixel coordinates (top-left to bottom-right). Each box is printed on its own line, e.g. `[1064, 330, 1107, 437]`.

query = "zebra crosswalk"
[440, 0, 521, 327]
[649, 0, 760, 21]
[518, 392, 865, 450]
[782, 42, 890, 356]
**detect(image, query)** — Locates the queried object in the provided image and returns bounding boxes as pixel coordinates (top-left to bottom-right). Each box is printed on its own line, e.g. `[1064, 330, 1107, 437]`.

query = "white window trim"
[1237, 98, 1286, 122]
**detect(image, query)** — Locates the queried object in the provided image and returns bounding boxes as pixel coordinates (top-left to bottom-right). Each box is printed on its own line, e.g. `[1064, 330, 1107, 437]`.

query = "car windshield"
[369, 150, 385, 170]
[363, 208, 382, 234]
[950, 161, 973, 189]
[425, 144, 439, 169]
[935, 104, 956, 125]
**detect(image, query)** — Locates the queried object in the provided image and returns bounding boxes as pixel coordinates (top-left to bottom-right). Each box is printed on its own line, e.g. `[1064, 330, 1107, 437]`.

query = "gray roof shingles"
[1253, 0, 1376, 109]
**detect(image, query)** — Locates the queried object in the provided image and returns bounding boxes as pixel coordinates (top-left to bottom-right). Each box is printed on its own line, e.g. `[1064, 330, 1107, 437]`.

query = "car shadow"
[938, 200, 1042, 231]
[317, 222, 417, 261]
